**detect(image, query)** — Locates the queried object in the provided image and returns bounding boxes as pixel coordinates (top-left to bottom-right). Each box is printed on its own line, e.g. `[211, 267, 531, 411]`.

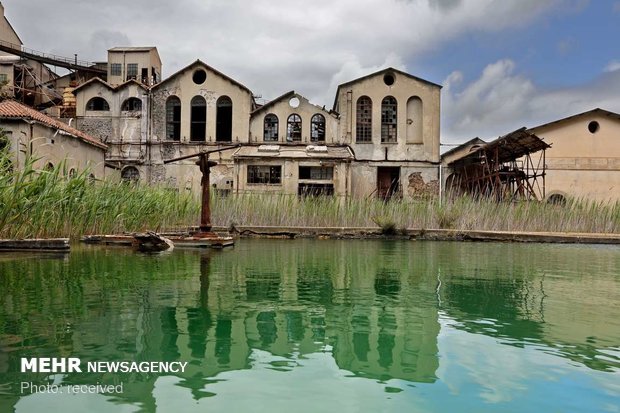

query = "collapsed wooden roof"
[449, 127, 550, 169]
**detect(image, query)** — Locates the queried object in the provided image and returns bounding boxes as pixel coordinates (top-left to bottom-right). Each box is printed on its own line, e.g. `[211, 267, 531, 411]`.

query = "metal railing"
[0, 39, 105, 74]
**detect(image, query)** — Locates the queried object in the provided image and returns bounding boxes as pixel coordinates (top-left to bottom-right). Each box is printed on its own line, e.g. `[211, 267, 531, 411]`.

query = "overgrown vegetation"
[1, 148, 618, 239]
[0, 151, 199, 239]
[211, 193, 620, 234]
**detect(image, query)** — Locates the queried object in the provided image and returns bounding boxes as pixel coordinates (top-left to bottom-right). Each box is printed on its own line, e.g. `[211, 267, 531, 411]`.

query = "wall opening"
[190, 95, 207, 141]
[216, 96, 232, 142]
[166, 96, 181, 141]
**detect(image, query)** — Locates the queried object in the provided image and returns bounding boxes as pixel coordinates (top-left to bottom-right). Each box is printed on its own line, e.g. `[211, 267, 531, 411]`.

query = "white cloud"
[604, 60, 620, 73]
[442, 59, 620, 142]
[2, 0, 566, 104]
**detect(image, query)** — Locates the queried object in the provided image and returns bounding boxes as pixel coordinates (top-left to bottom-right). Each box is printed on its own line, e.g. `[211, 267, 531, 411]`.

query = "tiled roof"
[0, 100, 107, 150]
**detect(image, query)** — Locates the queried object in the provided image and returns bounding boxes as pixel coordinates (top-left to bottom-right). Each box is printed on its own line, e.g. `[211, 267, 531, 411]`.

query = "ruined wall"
[350, 163, 438, 199]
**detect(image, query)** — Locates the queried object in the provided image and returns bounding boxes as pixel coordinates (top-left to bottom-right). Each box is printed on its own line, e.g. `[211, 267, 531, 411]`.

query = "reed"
[2, 150, 618, 238]
[211, 193, 620, 234]
[0, 152, 199, 239]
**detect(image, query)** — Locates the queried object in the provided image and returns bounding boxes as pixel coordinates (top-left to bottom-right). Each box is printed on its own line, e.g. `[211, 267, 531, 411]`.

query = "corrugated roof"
[233, 144, 353, 160]
[0, 100, 107, 150]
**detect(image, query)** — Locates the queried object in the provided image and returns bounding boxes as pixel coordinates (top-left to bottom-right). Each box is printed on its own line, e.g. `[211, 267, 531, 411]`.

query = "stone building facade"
[71, 56, 442, 199]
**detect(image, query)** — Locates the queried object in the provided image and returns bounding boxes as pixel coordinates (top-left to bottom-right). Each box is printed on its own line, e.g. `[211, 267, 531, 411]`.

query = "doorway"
[377, 167, 401, 200]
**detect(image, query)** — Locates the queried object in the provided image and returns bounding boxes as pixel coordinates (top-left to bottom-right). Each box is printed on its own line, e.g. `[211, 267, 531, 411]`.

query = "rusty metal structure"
[447, 128, 551, 201]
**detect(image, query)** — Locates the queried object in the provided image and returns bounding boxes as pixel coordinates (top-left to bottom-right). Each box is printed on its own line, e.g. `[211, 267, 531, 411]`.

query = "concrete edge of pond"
[0, 238, 70, 252]
[210, 226, 620, 244]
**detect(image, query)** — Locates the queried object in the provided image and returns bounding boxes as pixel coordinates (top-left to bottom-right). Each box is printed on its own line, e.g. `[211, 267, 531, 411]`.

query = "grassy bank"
[0, 155, 199, 239]
[211, 193, 620, 234]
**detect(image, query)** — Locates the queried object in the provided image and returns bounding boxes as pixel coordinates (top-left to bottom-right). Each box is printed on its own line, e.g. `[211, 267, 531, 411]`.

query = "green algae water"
[0, 239, 619, 412]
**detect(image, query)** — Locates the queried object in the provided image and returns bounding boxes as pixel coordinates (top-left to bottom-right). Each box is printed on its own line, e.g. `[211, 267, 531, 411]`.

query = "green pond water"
[0, 239, 619, 412]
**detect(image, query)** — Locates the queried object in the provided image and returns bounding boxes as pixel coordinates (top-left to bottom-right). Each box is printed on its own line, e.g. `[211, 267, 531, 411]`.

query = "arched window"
[356, 96, 372, 143]
[216, 96, 232, 142]
[190, 95, 207, 141]
[121, 166, 140, 182]
[311, 114, 326, 142]
[381, 96, 397, 143]
[264, 114, 279, 142]
[86, 97, 109, 111]
[287, 114, 302, 142]
[406, 96, 422, 144]
[121, 97, 142, 111]
[166, 96, 181, 141]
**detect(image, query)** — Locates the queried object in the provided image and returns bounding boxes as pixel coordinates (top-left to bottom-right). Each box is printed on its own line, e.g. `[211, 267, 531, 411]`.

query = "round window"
[192, 69, 207, 84]
[383, 73, 395, 86]
[289, 97, 300, 108]
[587, 121, 599, 134]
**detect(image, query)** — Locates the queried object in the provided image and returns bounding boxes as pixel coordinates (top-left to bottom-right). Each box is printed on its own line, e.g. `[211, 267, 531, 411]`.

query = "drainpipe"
[438, 162, 443, 205]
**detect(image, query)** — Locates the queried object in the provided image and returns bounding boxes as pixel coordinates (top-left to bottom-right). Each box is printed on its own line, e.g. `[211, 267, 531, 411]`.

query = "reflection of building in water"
[2, 240, 618, 412]
[437, 242, 620, 372]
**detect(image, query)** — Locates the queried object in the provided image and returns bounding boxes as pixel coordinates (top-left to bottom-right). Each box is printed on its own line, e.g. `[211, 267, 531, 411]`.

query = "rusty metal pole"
[197, 154, 218, 232]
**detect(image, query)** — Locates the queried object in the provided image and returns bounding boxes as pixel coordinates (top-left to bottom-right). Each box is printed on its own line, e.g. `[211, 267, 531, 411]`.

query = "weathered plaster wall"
[531, 113, 620, 202]
[335, 70, 440, 163]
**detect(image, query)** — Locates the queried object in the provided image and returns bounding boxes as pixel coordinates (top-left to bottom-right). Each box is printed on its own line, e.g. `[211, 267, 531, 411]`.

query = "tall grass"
[0, 152, 199, 239]
[2, 149, 618, 238]
[211, 193, 620, 234]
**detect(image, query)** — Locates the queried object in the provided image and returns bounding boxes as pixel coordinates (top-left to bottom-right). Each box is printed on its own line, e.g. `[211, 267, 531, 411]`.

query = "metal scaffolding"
[447, 128, 551, 201]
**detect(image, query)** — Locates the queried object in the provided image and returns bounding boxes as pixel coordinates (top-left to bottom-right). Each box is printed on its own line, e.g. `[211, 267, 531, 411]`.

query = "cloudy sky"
[3, 0, 620, 143]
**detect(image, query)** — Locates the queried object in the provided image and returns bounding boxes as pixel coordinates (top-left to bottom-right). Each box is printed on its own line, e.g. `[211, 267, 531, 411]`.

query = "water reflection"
[0, 240, 618, 412]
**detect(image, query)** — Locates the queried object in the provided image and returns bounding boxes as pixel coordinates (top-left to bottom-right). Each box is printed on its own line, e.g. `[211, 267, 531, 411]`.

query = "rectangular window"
[248, 165, 282, 184]
[126, 63, 138, 79]
[299, 166, 333, 180]
[110, 63, 122, 76]
[298, 183, 334, 197]
[0, 74, 8, 83]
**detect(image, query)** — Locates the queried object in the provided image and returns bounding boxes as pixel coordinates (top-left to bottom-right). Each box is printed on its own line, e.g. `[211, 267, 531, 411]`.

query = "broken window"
[216, 96, 233, 142]
[190, 95, 207, 141]
[264, 114, 279, 142]
[121, 97, 142, 112]
[86, 97, 109, 111]
[287, 114, 302, 142]
[381, 96, 397, 143]
[311, 114, 326, 142]
[247, 165, 281, 184]
[110, 63, 122, 76]
[299, 166, 333, 180]
[126, 63, 138, 80]
[298, 183, 334, 197]
[356, 96, 372, 143]
[121, 166, 140, 182]
[166, 96, 181, 141]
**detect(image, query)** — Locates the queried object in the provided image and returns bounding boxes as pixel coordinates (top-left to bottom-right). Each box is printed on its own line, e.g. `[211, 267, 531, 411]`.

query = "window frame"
[356, 96, 372, 143]
[310, 114, 326, 142]
[121, 97, 142, 112]
[381, 96, 398, 143]
[263, 113, 279, 142]
[287, 114, 302, 142]
[165, 96, 181, 141]
[247, 165, 282, 185]
[86, 97, 110, 111]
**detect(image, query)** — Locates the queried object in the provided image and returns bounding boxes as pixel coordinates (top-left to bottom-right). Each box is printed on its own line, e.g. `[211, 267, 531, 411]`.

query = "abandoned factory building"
[70, 51, 442, 200]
